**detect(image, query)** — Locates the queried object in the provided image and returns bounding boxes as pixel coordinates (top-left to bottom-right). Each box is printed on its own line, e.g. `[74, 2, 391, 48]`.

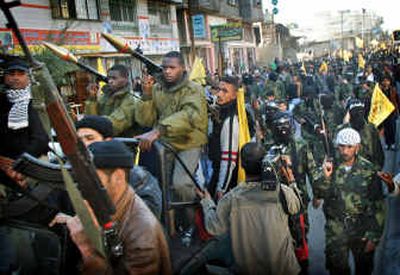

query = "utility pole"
[362, 8, 366, 48]
[187, 0, 196, 65]
[339, 10, 350, 59]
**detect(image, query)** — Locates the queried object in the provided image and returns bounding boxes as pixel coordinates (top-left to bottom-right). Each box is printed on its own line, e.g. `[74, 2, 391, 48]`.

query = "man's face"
[216, 81, 237, 105]
[107, 70, 128, 92]
[77, 128, 104, 147]
[381, 78, 391, 90]
[4, 70, 30, 90]
[161, 57, 184, 84]
[338, 144, 359, 162]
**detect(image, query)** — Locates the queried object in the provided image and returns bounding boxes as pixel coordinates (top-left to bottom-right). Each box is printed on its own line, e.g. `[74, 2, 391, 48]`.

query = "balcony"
[191, 0, 220, 13]
[239, 0, 263, 23]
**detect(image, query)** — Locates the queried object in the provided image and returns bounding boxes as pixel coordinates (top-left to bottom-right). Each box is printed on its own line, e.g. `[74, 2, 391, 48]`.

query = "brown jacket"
[82, 187, 171, 275]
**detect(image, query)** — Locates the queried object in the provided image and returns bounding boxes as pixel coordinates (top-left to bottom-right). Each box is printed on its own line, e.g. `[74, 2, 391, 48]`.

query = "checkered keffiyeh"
[6, 84, 31, 130]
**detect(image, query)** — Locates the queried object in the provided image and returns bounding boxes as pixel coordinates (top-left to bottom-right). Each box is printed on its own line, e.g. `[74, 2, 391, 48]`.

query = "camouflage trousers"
[325, 219, 375, 275]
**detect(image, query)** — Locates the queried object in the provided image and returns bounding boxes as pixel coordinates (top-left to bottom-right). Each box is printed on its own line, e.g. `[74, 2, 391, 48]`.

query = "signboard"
[211, 23, 243, 42]
[192, 14, 206, 39]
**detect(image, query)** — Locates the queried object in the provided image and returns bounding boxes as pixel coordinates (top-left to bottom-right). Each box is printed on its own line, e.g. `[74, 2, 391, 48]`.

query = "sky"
[262, 0, 399, 41]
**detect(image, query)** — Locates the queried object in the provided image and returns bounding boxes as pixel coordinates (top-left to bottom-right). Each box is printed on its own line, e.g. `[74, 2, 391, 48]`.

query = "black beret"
[76, 115, 113, 138]
[5, 58, 29, 72]
[89, 140, 133, 169]
[220, 75, 239, 89]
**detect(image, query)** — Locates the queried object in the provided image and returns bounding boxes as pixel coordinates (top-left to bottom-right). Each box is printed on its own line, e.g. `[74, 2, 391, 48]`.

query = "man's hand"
[135, 129, 161, 151]
[280, 155, 295, 183]
[322, 158, 333, 179]
[142, 74, 155, 97]
[195, 188, 211, 200]
[50, 213, 95, 257]
[377, 171, 395, 193]
[87, 82, 100, 99]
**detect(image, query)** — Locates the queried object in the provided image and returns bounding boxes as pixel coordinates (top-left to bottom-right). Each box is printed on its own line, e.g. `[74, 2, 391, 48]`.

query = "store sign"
[211, 23, 243, 42]
[192, 14, 206, 39]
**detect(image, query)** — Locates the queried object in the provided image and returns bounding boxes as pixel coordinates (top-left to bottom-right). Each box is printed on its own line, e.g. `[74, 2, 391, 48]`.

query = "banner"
[368, 84, 395, 127]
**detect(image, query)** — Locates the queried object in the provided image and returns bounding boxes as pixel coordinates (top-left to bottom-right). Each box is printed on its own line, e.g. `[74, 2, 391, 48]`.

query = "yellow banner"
[319, 61, 328, 73]
[355, 36, 364, 48]
[368, 84, 395, 127]
[189, 57, 206, 85]
[358, 53, 365, 69]
[237, 87, 251, 183]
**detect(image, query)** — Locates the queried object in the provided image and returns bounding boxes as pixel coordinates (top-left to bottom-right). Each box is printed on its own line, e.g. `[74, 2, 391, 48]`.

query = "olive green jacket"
[85, 86, 138, 137]
[135, 75, 208, 151]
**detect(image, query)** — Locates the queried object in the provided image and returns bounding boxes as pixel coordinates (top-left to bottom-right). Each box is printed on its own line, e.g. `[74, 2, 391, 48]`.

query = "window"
[148, 4, 170, 25]
[227, 0, 237, 6]
[50, 0, 99, 20]
[109, 0, 137, 22]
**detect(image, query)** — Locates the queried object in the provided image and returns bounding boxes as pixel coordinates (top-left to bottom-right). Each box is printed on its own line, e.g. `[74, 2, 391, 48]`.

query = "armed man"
[337, 99, 384, 169]
[197, 142, 301, 275]
[269, 111, 317, 273]
[75, 115, 162, 219]
[50, 140, 171, 274]
[313, 128, 385, 275]
[85, 64, 140, 137]
[134, 51, 208, 241]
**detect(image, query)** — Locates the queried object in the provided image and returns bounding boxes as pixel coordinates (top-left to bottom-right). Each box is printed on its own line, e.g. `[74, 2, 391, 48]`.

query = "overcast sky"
[262, 0, 399, 40]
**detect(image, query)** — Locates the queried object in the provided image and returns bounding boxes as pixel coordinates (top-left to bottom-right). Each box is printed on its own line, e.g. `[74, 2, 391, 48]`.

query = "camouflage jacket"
[85, 85, 138, 137]
[264, 80, 286, 100]
[135, 74, 208, 151]
[313, 156, 385, 243]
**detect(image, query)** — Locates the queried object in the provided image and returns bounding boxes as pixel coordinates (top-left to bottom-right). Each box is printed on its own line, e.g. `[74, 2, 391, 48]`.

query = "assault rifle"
[101, 33, 162, 77]
[0, 0, 121, 258]
[43, 41, 108, 83]
[317, 97, 332, 160]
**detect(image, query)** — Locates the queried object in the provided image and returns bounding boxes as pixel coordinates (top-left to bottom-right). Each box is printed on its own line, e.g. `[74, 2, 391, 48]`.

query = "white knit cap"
[335, 128, 361, 146]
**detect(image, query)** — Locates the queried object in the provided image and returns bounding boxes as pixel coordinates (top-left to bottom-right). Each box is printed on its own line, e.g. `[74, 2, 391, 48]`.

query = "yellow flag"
[189, 57, 206, 85]
[358, 53, 365, 70]
[368, 84, 395, 127]
[97, 58, 107, 89]
[237, 87, 251, 183]
[319, 61, 328, 73]
[300, 62, 307, 74]
[355, 36, 364, 48]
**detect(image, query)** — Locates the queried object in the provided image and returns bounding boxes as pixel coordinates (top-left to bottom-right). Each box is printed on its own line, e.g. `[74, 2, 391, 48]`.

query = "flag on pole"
[358, 53, 365, 70]
[189, 57, 206, 85]
[97, 58, 107, 89]
[368, 83, 395, 127]
[300, 62, 307, 74]
[319, 61, 328, 73]
[355, 36, 364, 48]
[237, 86, 250, 183]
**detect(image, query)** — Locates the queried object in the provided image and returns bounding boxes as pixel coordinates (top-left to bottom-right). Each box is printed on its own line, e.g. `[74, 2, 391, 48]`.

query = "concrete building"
[0, 0, 181, 65]
[177, 0, 263, 74]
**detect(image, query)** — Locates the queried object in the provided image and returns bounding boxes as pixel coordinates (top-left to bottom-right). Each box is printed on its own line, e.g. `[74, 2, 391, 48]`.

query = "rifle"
[101, 33, 162, 76]
[0, 0, 121, 258]
[42, 41, 109, 83]
[318, 97, 332, 159]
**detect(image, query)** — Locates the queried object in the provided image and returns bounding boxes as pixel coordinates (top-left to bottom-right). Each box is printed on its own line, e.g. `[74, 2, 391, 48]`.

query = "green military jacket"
[313, 156, 385, 243]
[135, 75, 208, 151]
[264, 80, 286, 100]
[85, 85, 138, 137]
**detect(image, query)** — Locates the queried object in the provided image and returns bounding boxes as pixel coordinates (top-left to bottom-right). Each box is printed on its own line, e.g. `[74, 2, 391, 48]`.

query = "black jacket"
[0, 92, 49, 159]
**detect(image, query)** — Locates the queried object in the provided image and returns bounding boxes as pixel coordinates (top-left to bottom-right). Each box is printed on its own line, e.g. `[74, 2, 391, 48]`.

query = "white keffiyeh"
[6, 84, 31, 130]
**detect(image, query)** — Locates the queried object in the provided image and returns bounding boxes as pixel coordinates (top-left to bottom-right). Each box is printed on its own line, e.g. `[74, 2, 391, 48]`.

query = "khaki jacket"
[200, 182, 301, 275]
[135, 75, 208, 151]
[85, 86, 138, 137]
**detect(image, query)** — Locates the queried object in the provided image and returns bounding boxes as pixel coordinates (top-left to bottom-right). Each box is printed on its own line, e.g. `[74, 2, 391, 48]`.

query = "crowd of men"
[0, 45, 400, 275]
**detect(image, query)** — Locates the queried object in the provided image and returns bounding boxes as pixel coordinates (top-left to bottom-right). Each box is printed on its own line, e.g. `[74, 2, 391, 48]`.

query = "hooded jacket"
[135, 74, 208, 151]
